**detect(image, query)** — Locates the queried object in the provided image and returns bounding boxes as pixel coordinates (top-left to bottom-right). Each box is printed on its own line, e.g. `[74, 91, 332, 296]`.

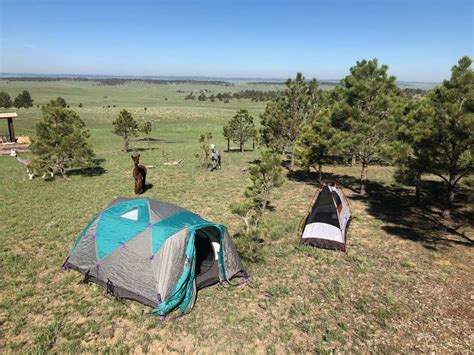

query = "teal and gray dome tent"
[63, 197, 247, 316]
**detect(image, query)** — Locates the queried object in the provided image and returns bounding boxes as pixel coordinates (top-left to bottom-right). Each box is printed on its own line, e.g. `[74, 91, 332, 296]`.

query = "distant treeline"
[184, 89, 281, 102]
[248, 80, 339, 86]
[0, 77, 234, 86]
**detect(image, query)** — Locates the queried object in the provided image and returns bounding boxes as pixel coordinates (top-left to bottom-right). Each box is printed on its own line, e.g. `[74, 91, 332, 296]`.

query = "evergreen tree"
[48, 97, 67, 107]
[30, 106, 94, 178]
[388, 99, 433, 204]
[260, 73, 322, 169]
[0, 91, 12, 108]
[140, 120, 153, 142]
[245, 151, 285, 211]
[223, 109, 257, 152]
[13, 90, 34, 108]
[55, 97, 67, 107]
[23, 90, 34, 107]
[296, 108, 342, 181]
[112, 109, 139, 152]
[332, 59, 401, 195]
[424, 56, 473, 218]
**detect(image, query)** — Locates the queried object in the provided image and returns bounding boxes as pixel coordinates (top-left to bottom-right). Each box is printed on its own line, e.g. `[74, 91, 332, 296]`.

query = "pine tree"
[424, 56, 473, 218]
[260, 73, 322, 169]
[13, 90, 34, 108]
[112, 109, 139, 152]
[0, 91, 12, 108]
[223, 109, 257, 152]
[30, 106, 94, 178]
[332, 59, 402, 195]
[388, 99, 433, 204]
[51, 96, 67, 107]
[23, 90, 34, 107]
[140, 121, 153, 142]
[245, 151, 284, 211]
[296, 108, 342, 181]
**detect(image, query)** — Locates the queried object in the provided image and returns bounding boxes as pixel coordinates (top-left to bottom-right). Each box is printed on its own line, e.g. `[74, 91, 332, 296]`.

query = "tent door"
[194, 226, 221, 289]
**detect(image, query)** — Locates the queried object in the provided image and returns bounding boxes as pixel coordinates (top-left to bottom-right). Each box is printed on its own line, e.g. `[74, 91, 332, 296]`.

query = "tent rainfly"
[62, 197, 248, 317]
[300, 184, 351, 251]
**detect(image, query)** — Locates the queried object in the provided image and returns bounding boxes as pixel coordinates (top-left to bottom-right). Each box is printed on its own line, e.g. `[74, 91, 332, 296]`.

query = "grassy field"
[0, 80, 472, 353]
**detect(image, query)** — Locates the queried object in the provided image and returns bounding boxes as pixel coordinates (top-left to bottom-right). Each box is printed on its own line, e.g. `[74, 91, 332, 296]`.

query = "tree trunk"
[252, 140, 255, 151]
[360, 161, 368, 195]
[243, 216, 250, 235]
[227, 138, 230, 152]
[318, 164, 323, 182]
[59, 165, 68, 179]
[290, 144, 296, 170]
[123, 136, 129, 152]
[240, 141, 244, 153]
[442, 173, 456, 219]
[351, 152, 356, 167]
[414, 171, 421, 205]
[262, 190, 269, 211]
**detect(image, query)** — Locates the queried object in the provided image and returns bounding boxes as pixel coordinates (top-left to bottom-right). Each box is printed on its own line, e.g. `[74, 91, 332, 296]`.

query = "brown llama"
[132, 154, 147, 194]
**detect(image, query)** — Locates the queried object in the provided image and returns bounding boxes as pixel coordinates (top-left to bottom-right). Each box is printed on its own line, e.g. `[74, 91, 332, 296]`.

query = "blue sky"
[0, 0, 472, 81]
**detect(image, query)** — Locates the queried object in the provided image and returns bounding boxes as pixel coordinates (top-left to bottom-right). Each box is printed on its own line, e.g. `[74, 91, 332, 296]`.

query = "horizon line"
[0, 72, 440, 84]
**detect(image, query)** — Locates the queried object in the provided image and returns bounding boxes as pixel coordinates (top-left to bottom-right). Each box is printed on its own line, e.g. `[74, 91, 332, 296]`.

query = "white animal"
[10, 149, 54, 179]
[10, 149, 34, 179]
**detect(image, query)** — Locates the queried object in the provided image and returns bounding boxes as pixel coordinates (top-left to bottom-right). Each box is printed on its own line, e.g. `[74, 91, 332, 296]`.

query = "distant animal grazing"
[10, 149, 34, 179]
[132, 154, 147, 194]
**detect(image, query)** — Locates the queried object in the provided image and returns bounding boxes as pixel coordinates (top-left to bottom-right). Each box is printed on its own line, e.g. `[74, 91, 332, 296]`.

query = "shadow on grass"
[132, 137, 163, 142]
[143, 183, 154, 193]
[287, 169, 360, 192]
[133, 147, 160, 152]
[289, 168, 473, 250]
[68, 159, 107, 177]
[225, 148, 256, 153]
[129, 183, 154, 195]
[131, 138, 185, 144]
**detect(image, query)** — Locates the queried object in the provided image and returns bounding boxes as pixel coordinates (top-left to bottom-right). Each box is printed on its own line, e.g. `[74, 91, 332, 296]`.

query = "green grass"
[0, 80, 472, 353]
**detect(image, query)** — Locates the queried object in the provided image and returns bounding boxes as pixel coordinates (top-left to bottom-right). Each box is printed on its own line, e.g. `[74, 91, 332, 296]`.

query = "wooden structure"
[0, 112, 18, 143]
[0, 112, 30, 155]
